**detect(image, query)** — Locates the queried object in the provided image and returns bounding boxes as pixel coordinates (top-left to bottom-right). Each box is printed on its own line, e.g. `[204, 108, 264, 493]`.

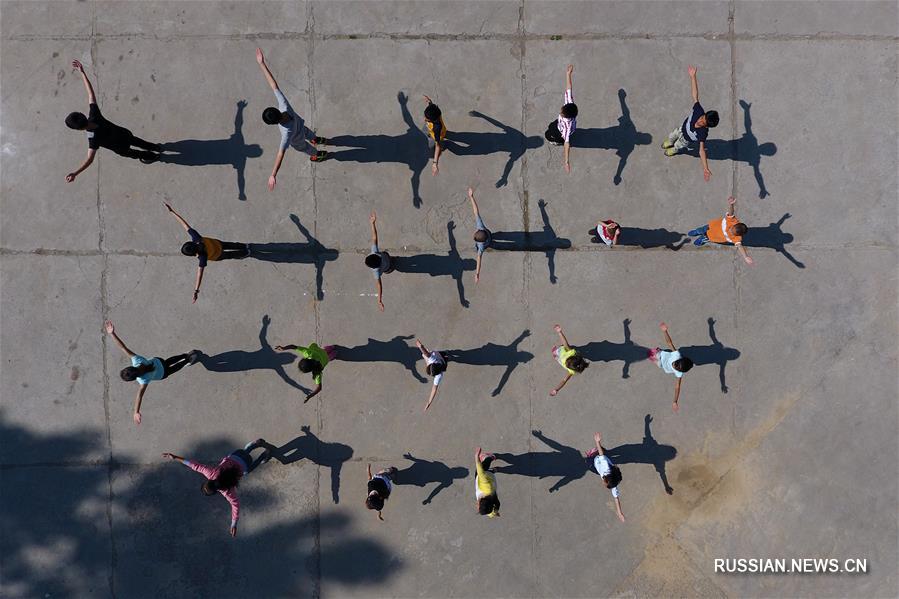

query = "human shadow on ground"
[742, 213, 804, 269]
[494, 430, 589, 493]
[610, 227, 687, 250]
[327, 92, 430, 207]
[686, 100, 776, 199]
[392, 221, 475, 308]
[196, 315, 308, 393]
[444, 330, 534, 396]
[0, 416, 399, 597]
[331, 335, 427, 383]
[488, 199, 571, 284]
[607, 415, 678, 495]
[260, 426, 354, 504]
[578, 319, 650, 379]
[571, 89, 653, 185]
[679, 318, 741, 393]
[442, 111, 543, 188]
[248, 214, 339, 300]
[158, 100, 263, 201]
[395, 453, 470, 505]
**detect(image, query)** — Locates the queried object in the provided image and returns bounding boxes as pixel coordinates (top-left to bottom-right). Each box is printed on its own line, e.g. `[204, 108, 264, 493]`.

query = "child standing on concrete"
[549, 324, 588, 396]
[649, 322, 693, 412]
[544, 64, 577, 173]
[422, 95, 447, 175]
[688, 196, 754, 265]
[274, 342, 338, 402]
[661, 65, 718, 181]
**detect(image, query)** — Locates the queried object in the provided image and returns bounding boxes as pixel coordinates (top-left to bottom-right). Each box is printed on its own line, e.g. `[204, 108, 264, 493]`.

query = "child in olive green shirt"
[274, 342, 337, 402]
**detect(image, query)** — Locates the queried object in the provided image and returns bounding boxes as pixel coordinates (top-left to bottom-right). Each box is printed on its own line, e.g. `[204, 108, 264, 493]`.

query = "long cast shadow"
[332, 335, 427, 383]
[687, 100, 776, 199]
[571, 89, 653, 185]
[196, 314, 308, 393]
[392, 221, 474, 308]
[159, 100, 263, 201]
[742, 213, 804, 268]
[442, 111, 543, 188]
[328, 92, 430, 207]
[679, 318, 741, 393]
[494, 430, 589, 493]
[248, 214, 339, 299]
[607, 414, 678, 495]
[578, 319, 650, 379]
[488, 199, 571, 284]
[443, 329, 534, 396]
[261, 426, 354, 504]
[395, 453, 470, 505]
[613, 227, 688, 250]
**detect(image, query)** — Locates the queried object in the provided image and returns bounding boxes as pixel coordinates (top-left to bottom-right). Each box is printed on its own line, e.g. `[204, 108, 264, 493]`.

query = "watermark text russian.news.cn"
[714, 558, 868, 574]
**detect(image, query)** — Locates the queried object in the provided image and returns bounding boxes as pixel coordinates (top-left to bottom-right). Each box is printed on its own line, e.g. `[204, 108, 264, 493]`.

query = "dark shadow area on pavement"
[260, 426, 354, 505]
[607, 415, 678, 495]
[678, 318, 741, 393]
[571, 89, 652, 185]
[742, 213, 804, 268]
[392, 221, 474, 308]
[395, 453, 470, 505]
[442, 111, 543, 188]
[488, 200, 571, 284]
[606, 227, 687, 250]
[444, 329, 534, 396]
[494, 430, 589, 493]
[197, 315, 308, 393]
[158, 100, 263, 201]
[578, 319, 650, 379]
[0, 416, 399, 597]
[248, 214, 339, 300]
[332, 335, 427, 383]
[327, 92, 430, 207]
[686, 100, 776, 199]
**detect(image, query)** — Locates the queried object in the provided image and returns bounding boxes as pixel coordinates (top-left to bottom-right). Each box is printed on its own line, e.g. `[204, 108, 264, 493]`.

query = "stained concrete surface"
[1, 1, 897, 598]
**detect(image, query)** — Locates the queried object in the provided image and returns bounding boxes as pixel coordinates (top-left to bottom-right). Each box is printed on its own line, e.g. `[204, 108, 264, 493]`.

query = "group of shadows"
[199, 314, 740, 399]
[0, 412, 674, 596]
[156, 92, 776, 204]
[225, 206, 801, 304]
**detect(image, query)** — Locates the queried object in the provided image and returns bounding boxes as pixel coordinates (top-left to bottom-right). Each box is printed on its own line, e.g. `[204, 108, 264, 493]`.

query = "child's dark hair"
[65, 112, 88, 130]
[704, 110, 720, 128]
[602, 466, 623, 489]
[262, 107, 282, 125]
[424, 103, 442, 122]
[673, 357, 694, 373]
[364, 254, 381, 268]
[426, 362, 446, 377]
[365, 494, 385, 511]
[732, 223, 748, 236]
[474, 230, 489, 243]
[181, 242, 199, 256]
[202, 466, 241, 495]
[298, 358, 322, 374]
[120, 366, 140, 381]
[566, 354, 588, 373]
[478, 495, 500, 516]
[560, 103, 578, 119]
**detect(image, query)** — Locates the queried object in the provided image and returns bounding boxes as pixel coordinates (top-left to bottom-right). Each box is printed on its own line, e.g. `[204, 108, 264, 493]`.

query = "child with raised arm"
[162, 439, 268, 538]
[273, 342, 338, 402]
[165, 203, 250, 303]
[474, 447, 500, 518]
[416, 339, 447, 411]
[468, 187, 493, 283]
[588, 219, 620, 246]
[649, 322, 694, 412]
[422, 95, 446, 175]
[688, 196, 754, 265]
[105, 320, 198, 425]
[544, 65, 577, 173]
[256, 47, 328, 192]
[585, 432, 625, 522]
[365, 463, 398, 521]
[549, 324, 588, 396]
[364, 210, 393, 312]
[661, 65, 719, 181]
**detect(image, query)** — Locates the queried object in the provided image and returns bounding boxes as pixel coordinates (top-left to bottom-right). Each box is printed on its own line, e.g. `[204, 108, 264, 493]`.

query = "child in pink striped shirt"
[162, 439, 268, 538]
